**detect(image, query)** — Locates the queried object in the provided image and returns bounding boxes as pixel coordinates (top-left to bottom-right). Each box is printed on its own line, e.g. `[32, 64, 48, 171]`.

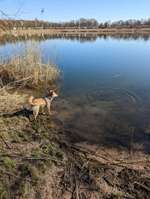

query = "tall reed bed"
[0, 41, 60, 89]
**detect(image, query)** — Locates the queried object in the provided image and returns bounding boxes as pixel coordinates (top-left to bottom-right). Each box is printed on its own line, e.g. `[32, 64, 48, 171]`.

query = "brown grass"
[0, 42, 60, 89]
[2, 27, 150, 37]
[0, 90, 28, 115]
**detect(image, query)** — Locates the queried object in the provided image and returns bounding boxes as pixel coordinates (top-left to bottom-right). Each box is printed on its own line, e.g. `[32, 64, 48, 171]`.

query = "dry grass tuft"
[0, 90, 28, 114]
[0, 42, 60, 89]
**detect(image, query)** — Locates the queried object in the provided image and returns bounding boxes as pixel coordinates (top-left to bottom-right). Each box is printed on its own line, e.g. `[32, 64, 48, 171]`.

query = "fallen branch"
[134, 181, 150, 192]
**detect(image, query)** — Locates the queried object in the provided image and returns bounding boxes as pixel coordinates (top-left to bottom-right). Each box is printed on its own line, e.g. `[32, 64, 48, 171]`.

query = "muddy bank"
[54, 91, 150, 154]
[0, 93, 150, 199]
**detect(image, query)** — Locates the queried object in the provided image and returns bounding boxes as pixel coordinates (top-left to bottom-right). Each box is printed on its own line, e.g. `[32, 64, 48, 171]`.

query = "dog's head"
[49, 90, 58, 98]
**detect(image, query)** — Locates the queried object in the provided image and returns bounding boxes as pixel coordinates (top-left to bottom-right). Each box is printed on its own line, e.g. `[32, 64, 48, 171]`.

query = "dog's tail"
[28, 96, 34, 105]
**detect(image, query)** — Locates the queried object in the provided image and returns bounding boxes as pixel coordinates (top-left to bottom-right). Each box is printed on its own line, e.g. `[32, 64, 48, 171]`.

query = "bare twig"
[0, 135, 11, 149]
[134, 181, 150, 192]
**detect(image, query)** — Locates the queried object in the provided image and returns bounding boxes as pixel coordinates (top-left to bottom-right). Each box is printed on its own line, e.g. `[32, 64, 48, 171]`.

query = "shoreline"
[0, 90, 150, 199]
[1, 28, 150, 37]
[0, 28, 150, 45]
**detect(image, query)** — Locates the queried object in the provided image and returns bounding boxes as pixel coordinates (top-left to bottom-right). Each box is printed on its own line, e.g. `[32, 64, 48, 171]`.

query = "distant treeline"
[1, 18, 150, 30]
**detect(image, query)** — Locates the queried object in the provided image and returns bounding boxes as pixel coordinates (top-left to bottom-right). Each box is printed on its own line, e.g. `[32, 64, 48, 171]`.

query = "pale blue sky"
[0, 0, 150, 22]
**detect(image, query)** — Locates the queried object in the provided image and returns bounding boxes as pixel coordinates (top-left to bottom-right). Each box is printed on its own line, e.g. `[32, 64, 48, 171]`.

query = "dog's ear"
[49, 90, 53, 96]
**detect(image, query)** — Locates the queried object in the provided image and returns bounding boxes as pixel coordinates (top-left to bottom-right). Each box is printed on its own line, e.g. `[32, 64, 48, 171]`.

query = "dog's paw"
[29, 115, 35, 121]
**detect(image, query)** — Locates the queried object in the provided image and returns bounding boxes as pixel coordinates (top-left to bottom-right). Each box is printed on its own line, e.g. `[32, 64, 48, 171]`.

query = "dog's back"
[28, 96, 46, 106]
[28, 96, 34, 105]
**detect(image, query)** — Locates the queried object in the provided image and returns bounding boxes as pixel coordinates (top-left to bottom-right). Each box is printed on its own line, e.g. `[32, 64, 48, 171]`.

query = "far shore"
[1, 28, 150, 37]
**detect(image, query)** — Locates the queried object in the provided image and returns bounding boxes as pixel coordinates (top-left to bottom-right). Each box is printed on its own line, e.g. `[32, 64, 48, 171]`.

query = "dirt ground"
[0, 91, 150, 199]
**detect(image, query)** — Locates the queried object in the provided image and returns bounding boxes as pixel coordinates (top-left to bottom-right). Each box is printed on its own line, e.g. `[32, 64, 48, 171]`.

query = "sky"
[0, 0, 150, 22]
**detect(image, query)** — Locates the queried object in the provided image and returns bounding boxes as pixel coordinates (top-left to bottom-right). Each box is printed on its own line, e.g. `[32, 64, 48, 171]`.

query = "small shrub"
[32, 148, 42, 158]
[3, 157, 16, 170]
[41, 142, 64, 161]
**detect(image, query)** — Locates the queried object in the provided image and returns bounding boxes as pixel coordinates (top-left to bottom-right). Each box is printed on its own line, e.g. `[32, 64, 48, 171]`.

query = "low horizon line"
[1, 17, 150, 23]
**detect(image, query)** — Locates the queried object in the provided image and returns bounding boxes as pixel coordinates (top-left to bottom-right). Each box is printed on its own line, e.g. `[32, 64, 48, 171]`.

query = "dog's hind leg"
[32, 106, 40, 119]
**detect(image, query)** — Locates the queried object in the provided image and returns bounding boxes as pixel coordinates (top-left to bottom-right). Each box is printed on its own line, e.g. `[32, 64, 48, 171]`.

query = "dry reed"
[0, 42, 60, 88]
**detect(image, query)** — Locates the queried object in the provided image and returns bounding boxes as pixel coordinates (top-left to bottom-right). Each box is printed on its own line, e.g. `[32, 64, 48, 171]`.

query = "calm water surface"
[1, 36, 150, 152]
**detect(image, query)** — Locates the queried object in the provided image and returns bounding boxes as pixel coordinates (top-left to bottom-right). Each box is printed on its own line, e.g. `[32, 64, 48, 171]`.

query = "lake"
[1, 35, 150, 152]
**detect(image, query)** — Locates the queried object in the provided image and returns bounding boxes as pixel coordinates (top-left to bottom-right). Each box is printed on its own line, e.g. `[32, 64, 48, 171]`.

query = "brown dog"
[28, 90, 58, 119]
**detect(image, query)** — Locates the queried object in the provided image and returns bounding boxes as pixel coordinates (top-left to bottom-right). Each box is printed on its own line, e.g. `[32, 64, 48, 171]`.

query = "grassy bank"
[0, 76, 149, 198]
[0, 42, 62, 198]
[0, 95, 150, 199]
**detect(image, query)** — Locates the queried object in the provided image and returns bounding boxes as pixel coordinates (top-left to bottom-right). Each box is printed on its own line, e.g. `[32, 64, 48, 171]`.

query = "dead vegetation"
[0, 113, 65, 199]
[0, 108, 150, 199]
[0, 90, 28, 115]
[0, 88, 149, 198]
[0, 42, 60, 90]
[0, 79, 149, 199]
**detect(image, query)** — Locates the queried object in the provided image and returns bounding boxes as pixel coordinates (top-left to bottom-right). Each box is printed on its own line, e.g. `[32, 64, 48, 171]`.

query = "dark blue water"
[1, 36, 150, 152]
[1, 37, 150, 95]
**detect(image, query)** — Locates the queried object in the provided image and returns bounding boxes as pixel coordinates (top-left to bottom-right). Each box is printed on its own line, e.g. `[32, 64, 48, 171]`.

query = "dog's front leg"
[46, 100, 52, 115]
[41, 105, 46, 115]
[32, 105, 40, 119]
